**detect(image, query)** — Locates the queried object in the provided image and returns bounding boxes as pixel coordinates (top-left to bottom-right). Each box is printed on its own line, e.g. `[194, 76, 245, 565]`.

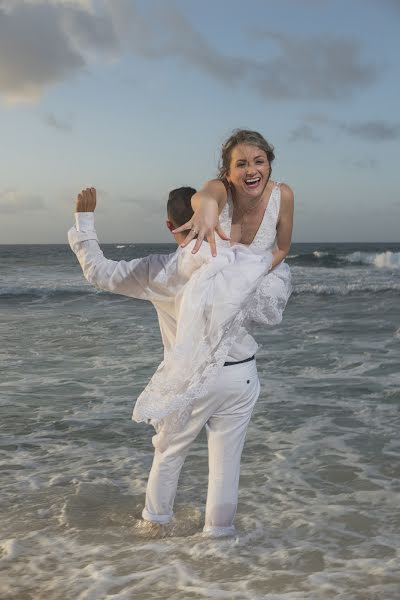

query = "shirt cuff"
[75, 211, 95, 232]
[68, 212, 99, 253]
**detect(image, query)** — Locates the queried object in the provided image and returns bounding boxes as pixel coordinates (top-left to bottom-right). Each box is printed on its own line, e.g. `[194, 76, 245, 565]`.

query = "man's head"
[166, 186, 196, 244]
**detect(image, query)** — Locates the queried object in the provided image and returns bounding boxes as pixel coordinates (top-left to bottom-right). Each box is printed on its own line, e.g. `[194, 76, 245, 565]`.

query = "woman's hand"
[173, 195, 230, 257]
[75, 187, 97, 212]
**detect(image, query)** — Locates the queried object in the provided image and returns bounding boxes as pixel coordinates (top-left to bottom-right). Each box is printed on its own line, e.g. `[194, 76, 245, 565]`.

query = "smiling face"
[227, 143, 271, 200]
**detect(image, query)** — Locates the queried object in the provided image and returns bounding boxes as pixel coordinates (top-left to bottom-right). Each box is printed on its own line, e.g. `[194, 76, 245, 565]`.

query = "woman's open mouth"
[244, 177, 261, 189]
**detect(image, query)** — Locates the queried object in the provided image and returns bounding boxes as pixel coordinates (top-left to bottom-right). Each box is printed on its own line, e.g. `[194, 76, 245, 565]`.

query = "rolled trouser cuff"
[202, 525, 236, 537]
[142, 507, 173, 525]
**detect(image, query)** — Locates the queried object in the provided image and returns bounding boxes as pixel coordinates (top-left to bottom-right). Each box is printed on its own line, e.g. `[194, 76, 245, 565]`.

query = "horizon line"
[1, 241, 399, 246]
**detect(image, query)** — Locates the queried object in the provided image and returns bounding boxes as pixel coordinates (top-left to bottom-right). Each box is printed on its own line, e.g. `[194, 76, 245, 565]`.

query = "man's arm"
[68, 188, 171, 301]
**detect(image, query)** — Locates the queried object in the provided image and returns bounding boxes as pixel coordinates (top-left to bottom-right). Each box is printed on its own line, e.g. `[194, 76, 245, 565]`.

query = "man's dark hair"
[167, 186, 196, 228]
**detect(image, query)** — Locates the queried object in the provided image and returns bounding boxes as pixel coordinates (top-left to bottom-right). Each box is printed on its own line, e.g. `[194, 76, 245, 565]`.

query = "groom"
[68, 186, 279, 537]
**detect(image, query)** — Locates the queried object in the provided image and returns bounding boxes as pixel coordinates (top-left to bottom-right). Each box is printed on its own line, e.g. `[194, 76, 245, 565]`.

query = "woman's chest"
[229, 209, 264, 245]
[220, 185, 280, 249]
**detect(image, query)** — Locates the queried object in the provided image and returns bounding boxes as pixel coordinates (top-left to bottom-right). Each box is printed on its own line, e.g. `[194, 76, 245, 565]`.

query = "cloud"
[106, 0, 248, 85]
[378, 0, 400, 11]
[114, 2, 379, 101]
[0, 2, 81, 102]
[0, 189, 46, 213]
[43, 112, 72, 131]
[0, 0, 380, 104]
[342, 121, 400, 141]
[289, 124, 321, 143]
[252, 31, 378, 101]
[118, 193, 165, 215]
[0, 0, 117, 103]
[12, 0, 93, 6]
[351, 158, 379, 169]
[305, 113, 400, 141]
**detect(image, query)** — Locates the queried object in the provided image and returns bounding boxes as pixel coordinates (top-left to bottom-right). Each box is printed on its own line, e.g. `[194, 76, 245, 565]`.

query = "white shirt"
[68, 212, 292, 451]
[68, 212, 258, 361]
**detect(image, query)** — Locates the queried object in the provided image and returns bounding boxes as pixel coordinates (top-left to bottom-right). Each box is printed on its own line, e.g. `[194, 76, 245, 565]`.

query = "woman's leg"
[203, 360, 260, 536]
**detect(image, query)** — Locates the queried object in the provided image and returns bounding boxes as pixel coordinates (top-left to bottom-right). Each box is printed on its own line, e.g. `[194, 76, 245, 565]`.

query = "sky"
[0, 0, 399, 244]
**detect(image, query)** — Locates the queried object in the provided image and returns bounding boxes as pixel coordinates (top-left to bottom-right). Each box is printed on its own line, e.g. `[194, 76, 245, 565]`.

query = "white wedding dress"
[218, 181, 292, 325]
[133, 181, 292, 451]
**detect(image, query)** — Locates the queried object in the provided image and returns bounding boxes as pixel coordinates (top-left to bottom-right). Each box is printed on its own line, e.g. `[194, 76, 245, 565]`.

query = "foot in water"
[130, 506, 203, 538]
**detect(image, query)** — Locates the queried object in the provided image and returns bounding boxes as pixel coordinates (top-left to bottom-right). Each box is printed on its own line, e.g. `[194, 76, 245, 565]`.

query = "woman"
[173, 129, 294, 265]
[168, 129, 294, 536]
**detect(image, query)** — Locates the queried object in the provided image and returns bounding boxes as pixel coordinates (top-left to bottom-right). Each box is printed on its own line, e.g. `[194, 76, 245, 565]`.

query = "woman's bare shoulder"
[278, 182, 294, 210]
[278, 182, 294, 200]
[200, 178, 228, 194]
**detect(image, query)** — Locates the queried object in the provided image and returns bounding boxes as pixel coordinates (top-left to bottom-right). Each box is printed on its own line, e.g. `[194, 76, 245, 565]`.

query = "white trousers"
[142, 359, 260, 537]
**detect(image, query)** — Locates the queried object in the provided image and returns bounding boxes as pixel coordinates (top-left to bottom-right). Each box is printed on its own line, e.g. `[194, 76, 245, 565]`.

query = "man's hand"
[75, 187, 96, 212]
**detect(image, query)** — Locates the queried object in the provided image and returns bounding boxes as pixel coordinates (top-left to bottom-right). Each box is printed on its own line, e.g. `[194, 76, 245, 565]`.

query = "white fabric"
[218, 180, 281, 253]
[134, 243, 271, 452]
[68, 204, 291, 452]
[142, 358, 261, 537]
[68, 214, 256, 361]
[218, 181, 291, 357]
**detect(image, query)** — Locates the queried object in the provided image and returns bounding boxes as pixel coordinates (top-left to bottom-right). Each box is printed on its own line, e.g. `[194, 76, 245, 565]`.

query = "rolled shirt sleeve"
[68, 212, 172, 301]
[68, 212, 99, 251]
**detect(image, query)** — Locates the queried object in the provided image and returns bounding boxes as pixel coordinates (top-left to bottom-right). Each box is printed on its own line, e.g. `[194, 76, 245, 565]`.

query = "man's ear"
[166, 219, 174, 231]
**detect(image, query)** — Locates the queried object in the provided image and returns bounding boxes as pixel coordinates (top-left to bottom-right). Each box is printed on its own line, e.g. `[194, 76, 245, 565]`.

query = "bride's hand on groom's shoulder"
[75, 187, 97, 212]
[173, 196, 228, 257]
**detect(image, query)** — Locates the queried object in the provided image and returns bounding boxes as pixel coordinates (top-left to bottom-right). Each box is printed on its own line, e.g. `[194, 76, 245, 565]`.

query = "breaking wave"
[288, 250, 400, 269]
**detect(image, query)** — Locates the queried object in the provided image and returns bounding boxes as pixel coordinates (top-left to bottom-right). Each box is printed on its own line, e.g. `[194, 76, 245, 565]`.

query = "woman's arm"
[191, 179, 228, 213]
[270, 183, 294, 270]
[173, 179, 230, 257]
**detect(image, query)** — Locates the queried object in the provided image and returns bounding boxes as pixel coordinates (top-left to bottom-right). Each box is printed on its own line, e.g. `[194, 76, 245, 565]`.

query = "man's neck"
[175, 234, 187, 245]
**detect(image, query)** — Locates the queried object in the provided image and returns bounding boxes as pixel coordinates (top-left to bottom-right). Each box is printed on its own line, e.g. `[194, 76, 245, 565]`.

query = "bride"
[173, 128, 294, 267]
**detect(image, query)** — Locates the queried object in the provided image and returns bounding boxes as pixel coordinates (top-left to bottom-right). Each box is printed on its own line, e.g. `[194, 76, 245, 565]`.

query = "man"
[68, 186, 290, 537]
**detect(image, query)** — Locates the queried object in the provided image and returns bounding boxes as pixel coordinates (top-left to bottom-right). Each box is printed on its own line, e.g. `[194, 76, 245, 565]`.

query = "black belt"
[223, 355, 255, 367]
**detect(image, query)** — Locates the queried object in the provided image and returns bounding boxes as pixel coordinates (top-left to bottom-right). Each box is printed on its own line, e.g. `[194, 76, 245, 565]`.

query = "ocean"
[1, 241, 399, 599]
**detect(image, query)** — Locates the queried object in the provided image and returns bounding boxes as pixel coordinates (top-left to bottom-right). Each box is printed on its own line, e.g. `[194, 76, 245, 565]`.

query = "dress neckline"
[226, 181, 280, 247]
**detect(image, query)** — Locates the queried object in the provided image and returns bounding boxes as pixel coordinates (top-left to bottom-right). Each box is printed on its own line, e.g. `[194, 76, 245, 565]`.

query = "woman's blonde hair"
[218, 129, 275, 180]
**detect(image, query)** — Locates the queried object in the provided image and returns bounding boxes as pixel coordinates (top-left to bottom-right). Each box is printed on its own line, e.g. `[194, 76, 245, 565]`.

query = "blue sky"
[0, 0, 399, 243]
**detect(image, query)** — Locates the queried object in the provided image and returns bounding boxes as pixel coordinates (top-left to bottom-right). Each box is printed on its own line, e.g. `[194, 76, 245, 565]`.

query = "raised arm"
[68, 188, 170, 301]
[172, 179, 230, 257]
[270, 183, 294, 270]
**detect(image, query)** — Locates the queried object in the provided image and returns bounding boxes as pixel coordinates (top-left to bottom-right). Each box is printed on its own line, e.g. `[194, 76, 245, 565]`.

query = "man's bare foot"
[131, 519, 171, 538]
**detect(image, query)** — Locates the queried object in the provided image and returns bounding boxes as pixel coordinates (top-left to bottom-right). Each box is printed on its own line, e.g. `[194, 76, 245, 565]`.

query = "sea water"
[1, 242, 399, 599]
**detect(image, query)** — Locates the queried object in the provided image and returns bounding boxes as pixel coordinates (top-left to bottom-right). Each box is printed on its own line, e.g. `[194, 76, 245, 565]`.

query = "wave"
[292, 282, 400, 296]
[1, 280, 399, 302]
[341, 250, 400, 268]
[0, 286, 102, 301]
[288, 250, 400, 269]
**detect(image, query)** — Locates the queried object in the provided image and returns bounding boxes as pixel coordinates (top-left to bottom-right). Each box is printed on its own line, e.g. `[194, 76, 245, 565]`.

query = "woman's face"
[227, 143, 270, 199]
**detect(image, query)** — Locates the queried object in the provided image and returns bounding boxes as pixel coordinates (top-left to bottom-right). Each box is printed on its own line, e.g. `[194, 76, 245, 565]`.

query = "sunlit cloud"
[0, 0, 117, 104]
[0, 189, 46, 213]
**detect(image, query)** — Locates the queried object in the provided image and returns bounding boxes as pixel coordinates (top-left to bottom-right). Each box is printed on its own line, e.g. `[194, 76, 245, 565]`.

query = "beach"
[1, 241, 399, 599]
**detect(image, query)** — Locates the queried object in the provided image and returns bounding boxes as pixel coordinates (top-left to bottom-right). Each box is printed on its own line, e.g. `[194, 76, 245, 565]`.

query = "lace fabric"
[132, 244, 273, 452]
[219, 182, 281, 252]
[132, 182, 292, 452]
